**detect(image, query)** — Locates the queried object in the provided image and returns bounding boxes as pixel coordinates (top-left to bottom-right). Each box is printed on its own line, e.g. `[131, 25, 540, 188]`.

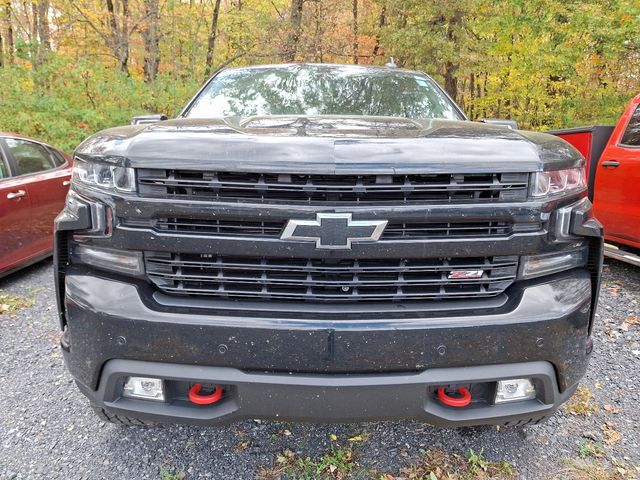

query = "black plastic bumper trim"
[82, 359, 575, 427]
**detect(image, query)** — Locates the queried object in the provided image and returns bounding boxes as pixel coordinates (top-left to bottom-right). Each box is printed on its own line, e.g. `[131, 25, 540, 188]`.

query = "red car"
[550, 93, 640, 266]
[0, 133, 72, 276]
[593, 94, 640, 252]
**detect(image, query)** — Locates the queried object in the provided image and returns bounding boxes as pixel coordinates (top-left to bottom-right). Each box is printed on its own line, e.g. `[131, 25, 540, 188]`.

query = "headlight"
[72, 158, 136, 193]
[530, 167, 586, 197]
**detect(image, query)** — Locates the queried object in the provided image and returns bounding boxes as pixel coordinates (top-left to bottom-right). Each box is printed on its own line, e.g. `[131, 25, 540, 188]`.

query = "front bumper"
[62, 268, 593, 426]
[80, 359, 576, 427]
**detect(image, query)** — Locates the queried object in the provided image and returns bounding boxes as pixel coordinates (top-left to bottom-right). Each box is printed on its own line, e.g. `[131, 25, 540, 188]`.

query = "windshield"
[184, 65, 464, 120]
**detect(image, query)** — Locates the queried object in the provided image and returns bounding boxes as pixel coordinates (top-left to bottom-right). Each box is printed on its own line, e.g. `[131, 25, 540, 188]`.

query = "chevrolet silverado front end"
[54, 64, 603, 427]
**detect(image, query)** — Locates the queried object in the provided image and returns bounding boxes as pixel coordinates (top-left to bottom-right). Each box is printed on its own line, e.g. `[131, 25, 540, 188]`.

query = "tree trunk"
[36, 0, 50, 66]
[37, 1, 50, 49]
[204, 0, 222, 78]
[312, 0, 323, 62]
[121, 0, 129, 73]
[352, 0, 358, 64]
[371, 5, 385, 59]
[142, 0, 160, 82]
[30, 1, 39, 67]
[442, 9, 461, 101]
[468, 72, 475, 118]
[0, 0, 6, 68]
[105, 0, 119, 66]
[444, 61, 457, 102]
[284, 0, 303, 62]
[105, 0, 129, 74]
[1, 0, 13, 65]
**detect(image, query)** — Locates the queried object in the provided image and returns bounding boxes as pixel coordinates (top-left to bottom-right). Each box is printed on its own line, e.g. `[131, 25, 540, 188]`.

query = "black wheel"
[91, 404, 156, 426]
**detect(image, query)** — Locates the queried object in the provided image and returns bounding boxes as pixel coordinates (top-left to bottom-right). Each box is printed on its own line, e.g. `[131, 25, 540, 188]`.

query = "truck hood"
[75, 116, 582, 174]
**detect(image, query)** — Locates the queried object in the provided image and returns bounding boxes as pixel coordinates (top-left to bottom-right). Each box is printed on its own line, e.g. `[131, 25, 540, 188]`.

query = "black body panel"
[74, 117, 583, 174]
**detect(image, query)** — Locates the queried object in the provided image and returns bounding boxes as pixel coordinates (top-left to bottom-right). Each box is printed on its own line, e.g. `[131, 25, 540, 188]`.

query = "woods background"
[0, 0, 638, 153]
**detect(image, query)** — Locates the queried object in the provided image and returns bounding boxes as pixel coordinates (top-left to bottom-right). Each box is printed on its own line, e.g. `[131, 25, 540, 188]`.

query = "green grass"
[578, 439, 605, 459]
[398, 449, 515, 480]
[159, 467, 185, 480]
[258, 445, 361, 479]
[259, 447, 515, 480]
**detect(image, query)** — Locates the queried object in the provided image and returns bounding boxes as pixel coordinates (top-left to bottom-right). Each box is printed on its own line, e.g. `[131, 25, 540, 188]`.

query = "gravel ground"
[0, 259, 638, 479]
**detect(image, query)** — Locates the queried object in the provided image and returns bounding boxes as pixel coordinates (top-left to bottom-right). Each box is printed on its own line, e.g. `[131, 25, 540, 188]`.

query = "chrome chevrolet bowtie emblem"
[281, 213, 388, 249]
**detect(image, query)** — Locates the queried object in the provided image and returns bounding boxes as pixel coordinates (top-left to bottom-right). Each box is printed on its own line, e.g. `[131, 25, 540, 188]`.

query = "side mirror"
[131, 114, 168, 126]
[481, 118, 519, 130]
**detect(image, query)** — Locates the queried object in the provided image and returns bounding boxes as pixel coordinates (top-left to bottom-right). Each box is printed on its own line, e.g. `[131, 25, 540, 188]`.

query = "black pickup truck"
[54, 63, 603, 427]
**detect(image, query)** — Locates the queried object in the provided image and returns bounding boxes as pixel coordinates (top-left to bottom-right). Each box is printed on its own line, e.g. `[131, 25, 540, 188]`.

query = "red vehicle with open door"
[0, 133, 72, 277]
[550, 94, 640, 266]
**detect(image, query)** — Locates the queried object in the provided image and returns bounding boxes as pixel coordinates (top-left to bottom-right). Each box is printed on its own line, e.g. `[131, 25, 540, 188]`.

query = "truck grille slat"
[145, 272, 516, 287]
[137, 170, 529, 204]
[145, 253, 518, 303]
[150, 217, 517, 239]
[155, 219, 285, 236]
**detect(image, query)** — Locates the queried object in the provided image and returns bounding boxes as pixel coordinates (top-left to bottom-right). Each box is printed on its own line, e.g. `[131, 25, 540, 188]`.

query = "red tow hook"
[188, 384, 224, 405]
[437, 386, 472, 408]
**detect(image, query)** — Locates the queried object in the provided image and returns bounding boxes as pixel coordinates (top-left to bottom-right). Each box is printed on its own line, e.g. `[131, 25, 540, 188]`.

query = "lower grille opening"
[145, 253, 518, 303]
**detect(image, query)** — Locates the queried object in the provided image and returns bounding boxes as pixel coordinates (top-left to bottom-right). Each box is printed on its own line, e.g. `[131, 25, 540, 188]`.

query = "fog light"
[122, 376, 165, 401]
[495, 378, 536, 404]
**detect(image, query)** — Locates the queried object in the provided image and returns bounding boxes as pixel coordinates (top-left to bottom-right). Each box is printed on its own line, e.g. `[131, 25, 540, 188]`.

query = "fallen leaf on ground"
[276, 449, 295, 464]
[601, 422, 621, 445]
[233, 440, 250, 452]
[603, 404, 621, 414]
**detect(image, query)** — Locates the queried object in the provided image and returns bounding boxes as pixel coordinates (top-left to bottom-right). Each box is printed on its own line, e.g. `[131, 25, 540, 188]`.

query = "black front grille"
[137, 170, 529, 205]
[151, 217, 515, 240]
[145, 253, 518, 303]
[155, 218, 285, 237]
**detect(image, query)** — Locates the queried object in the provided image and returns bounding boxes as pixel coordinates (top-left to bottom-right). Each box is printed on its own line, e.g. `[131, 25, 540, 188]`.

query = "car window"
[5, 138, 58, 175]
[0, 156, 8, 180]
[49, 148, 67, 167]
[620, 105, 640, 146]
